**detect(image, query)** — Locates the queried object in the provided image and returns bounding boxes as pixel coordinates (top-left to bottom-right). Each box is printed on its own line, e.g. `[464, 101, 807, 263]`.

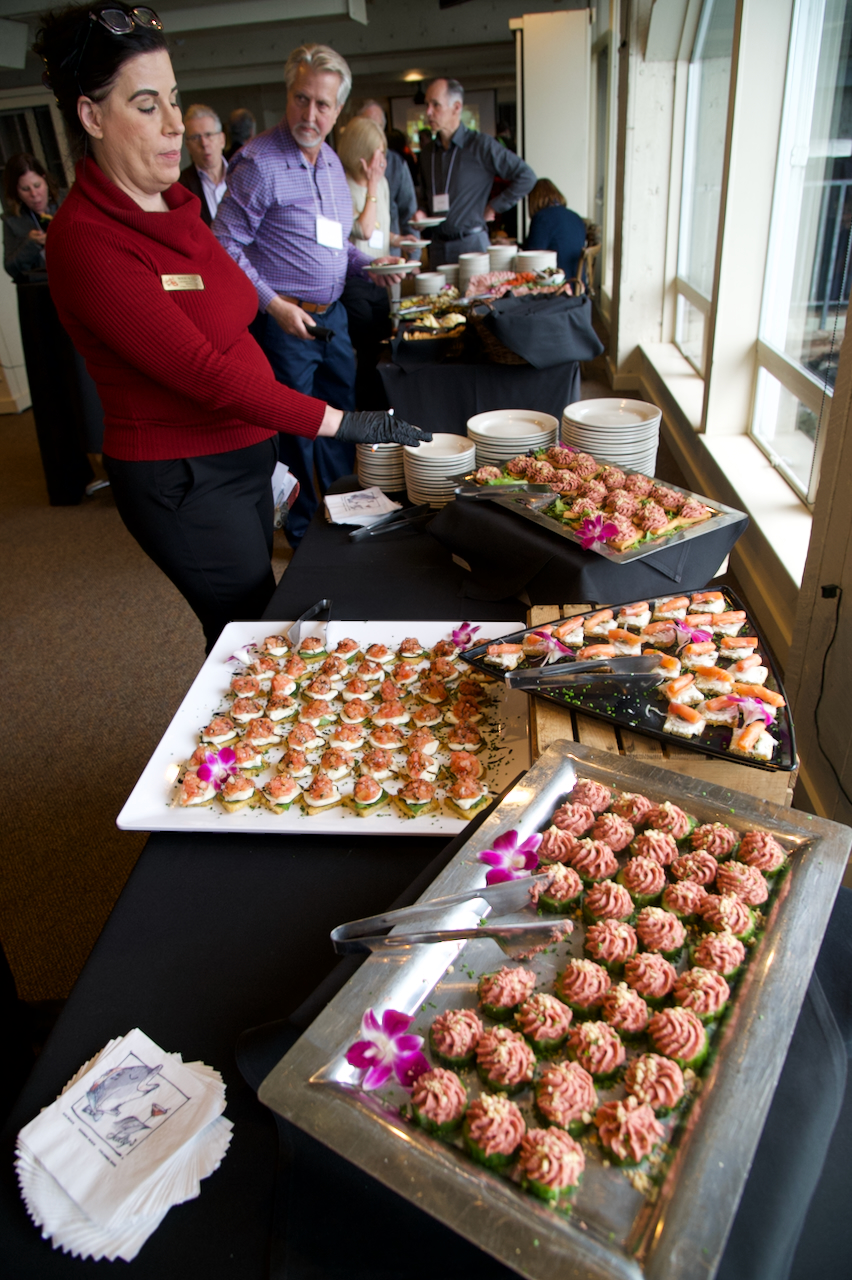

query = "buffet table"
[1, 487, 850, 1280]
[379, 357, 581, 435]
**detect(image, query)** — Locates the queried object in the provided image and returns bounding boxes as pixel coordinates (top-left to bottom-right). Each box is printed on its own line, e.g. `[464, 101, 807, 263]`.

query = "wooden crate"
[527, 606, 797, 807]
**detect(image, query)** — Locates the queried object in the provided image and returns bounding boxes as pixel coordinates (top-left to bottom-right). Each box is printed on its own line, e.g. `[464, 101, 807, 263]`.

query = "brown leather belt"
[279, 295, 333, 314]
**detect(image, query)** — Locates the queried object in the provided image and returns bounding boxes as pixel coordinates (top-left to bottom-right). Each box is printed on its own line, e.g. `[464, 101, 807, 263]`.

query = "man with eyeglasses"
[214, 42, 406, 547]
[179, 104, 227, 226]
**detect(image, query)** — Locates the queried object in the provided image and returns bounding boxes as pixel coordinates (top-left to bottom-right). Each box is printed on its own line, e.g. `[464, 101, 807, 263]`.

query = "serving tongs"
[505, 654, 662, 692]
[453, 480, 555, 500]
[330, 874, 566, 961]
[348, 504, 432, 541]
[286, 598, 333, 649]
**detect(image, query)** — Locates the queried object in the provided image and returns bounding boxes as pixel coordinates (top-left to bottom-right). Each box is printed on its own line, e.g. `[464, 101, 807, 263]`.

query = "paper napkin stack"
[324, 486, 402, 527]
[16, 1028, 232, 1262]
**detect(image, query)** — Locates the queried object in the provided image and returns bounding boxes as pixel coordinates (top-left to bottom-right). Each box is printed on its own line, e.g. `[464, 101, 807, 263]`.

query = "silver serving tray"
[469, 469, 747, 565]
[260, 742, 850, 1280]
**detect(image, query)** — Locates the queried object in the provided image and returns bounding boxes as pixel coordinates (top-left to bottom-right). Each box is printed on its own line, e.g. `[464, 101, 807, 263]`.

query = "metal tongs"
[505, 654, 662, 692]
[348, 503, 432, 541]
[286, 598, 333, 649]
[453, 480, 555, 500]
[330, 874, 568, 961]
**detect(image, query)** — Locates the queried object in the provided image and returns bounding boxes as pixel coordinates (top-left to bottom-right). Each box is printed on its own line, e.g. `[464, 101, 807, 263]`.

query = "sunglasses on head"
[90, 7, 163, 34]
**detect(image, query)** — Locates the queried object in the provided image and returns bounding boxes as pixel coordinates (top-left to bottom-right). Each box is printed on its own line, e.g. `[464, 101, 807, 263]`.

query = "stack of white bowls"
[488, 243, 516, 272]
[466, 410, 559, 468]
[562, 398, 662, 475]
[414, 272, 445, 296]
[403, 434, 476, 507]
[441, 262, 460, 290]
[356, 442, 405, 492]
[458, 251, 490, 296]
[513, 249, 557, 273]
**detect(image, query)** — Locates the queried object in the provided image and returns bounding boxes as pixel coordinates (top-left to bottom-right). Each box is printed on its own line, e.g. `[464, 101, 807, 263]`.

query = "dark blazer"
[178, 164, 213, 226]
[3, 193, 64, 283]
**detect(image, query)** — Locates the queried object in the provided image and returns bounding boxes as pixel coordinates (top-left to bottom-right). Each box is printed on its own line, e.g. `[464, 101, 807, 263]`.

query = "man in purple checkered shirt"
[214, 43, 405, 545]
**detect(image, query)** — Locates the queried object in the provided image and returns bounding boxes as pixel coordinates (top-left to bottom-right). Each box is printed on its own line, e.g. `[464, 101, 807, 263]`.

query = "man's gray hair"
[430, 78, 464, 106]
[284, 43, 352, 108]
[358, 98, 387, 129]
[184, 103, 222, 132]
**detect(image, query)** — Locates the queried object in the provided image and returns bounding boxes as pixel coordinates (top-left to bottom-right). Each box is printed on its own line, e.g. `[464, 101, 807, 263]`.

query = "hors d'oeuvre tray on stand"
[116, 619, 530, 836]
[260, 742, 850, 1280]
[458, 589, 796, 773]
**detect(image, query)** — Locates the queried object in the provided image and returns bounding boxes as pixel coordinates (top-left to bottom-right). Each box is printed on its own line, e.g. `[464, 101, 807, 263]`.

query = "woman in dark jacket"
[3, 152, 103, 504]
[525, 178, 587, 282]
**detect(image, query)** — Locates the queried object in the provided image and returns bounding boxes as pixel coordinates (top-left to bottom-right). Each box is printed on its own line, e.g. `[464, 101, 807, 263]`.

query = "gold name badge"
[161, 274, 205, 291]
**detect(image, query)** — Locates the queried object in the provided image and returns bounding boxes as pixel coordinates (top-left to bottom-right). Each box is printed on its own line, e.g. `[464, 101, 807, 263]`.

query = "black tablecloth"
[428, 496, 750, 603]
[2, 487, 850, 1280]
[380, 358, 581, 435]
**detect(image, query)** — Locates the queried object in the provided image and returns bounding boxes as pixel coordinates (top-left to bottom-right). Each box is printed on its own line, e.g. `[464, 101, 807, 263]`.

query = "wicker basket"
[468, 303, 528, 365]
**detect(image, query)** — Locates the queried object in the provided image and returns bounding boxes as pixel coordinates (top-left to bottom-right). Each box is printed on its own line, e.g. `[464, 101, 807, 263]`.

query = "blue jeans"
[250, 301, 356, 545]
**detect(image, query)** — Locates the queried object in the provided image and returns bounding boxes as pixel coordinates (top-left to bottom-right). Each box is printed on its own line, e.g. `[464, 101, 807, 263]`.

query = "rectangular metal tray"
[116, 619, 530, 836]
[460, 589, 796, 772]
[260, 742, 850, 1279]
[459, 469, 746, 565]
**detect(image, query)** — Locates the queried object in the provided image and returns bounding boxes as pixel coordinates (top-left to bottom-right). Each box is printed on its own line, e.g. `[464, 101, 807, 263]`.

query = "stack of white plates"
[466, 410, 559, 467]
[513, 249, 557, 273]
[441, 262, 460, 288]
[459, 251, 490, 295]
[403, 434, 476, 507]
[356, 442, 405, 492]
[489, 244, 516, 272]
[414, 272, 446, 295]
[562, 398, 662, 474]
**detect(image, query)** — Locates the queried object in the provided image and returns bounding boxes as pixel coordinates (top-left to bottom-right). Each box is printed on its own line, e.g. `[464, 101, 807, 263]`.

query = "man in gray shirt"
[414, 78, 536, 267]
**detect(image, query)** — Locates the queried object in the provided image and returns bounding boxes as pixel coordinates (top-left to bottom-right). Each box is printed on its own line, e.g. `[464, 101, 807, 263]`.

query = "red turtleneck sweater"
[46, 158, 325, 461]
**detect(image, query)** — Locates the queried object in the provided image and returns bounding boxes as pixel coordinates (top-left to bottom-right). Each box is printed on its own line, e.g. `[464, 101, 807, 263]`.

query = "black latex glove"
[336, 411, 432, 446]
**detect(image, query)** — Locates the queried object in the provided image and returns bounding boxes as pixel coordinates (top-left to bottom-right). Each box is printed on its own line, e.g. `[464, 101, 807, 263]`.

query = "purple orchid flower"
[577, 514, 619, 551]
[675, 624, 712, 651]
[196, 747, 239, 791]
[226, 644, 257, 666]
[729, 696, 776, 726]
[478, 828, 542, 885]
[529, 629, 573, 664]
[345, 1008, 430, 1091]
[452, 621, 481, 648]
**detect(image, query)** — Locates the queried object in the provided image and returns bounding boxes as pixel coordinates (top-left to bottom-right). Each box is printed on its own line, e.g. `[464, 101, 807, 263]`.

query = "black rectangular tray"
[460, 588, 796, 772]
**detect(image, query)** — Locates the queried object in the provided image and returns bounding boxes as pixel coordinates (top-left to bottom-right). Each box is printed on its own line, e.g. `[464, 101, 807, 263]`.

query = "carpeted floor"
[1, 410, 292, 1002]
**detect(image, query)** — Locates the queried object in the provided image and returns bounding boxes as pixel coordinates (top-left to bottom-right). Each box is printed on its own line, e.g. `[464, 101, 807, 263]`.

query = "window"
[752, 0, 852, 504]
[674, 0, 737, 375]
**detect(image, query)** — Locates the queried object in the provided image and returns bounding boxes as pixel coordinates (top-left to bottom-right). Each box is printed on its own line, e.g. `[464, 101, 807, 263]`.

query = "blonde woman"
[338, 116, 395, 258]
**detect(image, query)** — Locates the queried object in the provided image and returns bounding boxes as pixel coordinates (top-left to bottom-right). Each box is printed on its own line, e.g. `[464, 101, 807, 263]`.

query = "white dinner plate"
[368, 261, 420, 275]
[411, 217, 446, 228]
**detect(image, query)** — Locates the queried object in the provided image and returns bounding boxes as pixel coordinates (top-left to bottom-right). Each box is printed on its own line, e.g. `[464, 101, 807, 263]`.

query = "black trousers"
[16, 281, 99, 505]
[104, 437, 278, 653]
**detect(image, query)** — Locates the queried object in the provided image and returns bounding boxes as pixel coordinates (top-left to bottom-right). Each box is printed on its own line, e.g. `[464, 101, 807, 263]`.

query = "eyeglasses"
[187, 131, 223, 144]
[90, 7, 163, 35]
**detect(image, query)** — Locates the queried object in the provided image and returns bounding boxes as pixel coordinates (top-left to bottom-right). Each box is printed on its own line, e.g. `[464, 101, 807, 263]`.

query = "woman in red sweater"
[36, 5, 427, 650]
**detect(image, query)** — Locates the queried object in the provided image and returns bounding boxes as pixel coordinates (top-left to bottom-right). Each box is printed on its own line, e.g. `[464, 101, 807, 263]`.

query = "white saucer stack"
[414, 272, 446, 296]
[458, 251, 490, 295]
[403, 434, 476, 507]
[441, 262, 460, 289]
[488, 244, 516, 272]
[562, 398, 662, 474]
[466, 409, 559, 467]
[356, 442, 405, 492]
[513, 249, 558, 273]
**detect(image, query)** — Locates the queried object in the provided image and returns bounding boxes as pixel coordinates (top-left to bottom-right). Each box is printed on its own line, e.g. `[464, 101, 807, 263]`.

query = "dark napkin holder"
[428, 498, 749, 604]
[472, 293, 605, 368]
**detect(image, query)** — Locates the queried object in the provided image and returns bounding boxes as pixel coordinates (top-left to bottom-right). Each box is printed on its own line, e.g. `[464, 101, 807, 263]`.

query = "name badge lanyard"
[431, 145, 457, 214]
[311, 151, 344, 251]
